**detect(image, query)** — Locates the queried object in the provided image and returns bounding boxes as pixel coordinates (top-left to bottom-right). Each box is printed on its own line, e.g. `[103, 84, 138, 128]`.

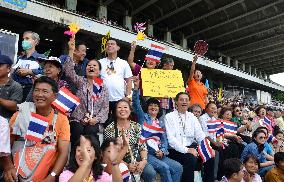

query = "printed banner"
[141, 68, 184, 97]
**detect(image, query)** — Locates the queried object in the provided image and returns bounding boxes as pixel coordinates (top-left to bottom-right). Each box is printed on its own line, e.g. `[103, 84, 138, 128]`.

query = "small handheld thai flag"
[144, 44, 165, 63]
[207, 119, 222, 133]
[120, 164, 130, 182]
[25, 113, 49, 142]
[52, 87, 80, 113]
[267, 134, 278, 144]
[263, 116, 272, 127]
[93, 76, 103, 101]
[223, 120, 238, 135]
[198, 138, 215, 163]
[139, 122, 164, 143]
[216, 127, 225, 140]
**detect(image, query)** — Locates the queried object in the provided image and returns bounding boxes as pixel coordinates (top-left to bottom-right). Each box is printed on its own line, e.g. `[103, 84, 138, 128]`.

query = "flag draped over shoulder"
[144, 44, 165, 63]
[198, 138, 215, 163]
[52, 87, 80, 113]
[25, 112, 49, 142]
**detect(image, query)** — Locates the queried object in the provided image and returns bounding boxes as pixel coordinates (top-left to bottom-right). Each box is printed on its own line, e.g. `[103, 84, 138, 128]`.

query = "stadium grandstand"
[0, 0, 284, 104]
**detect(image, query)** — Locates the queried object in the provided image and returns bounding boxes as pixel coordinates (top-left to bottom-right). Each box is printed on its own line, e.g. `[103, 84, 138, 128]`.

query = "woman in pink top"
[59, 135, 122, 182]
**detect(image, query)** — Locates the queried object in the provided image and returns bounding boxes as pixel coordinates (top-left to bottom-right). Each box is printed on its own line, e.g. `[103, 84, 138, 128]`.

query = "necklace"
[178, 112, 186, 135]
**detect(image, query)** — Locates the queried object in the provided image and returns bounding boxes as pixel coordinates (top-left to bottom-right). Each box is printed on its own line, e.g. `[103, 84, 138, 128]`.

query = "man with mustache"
[187, 55, 208, 110]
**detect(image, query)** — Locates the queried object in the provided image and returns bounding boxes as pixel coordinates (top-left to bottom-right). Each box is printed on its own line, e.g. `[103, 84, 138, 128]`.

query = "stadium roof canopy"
[100, 0, 284, 75]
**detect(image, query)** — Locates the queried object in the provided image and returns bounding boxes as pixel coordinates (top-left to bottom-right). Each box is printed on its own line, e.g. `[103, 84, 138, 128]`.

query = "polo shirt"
[0, 79, 23, 119]
[12, 51, 45, 85]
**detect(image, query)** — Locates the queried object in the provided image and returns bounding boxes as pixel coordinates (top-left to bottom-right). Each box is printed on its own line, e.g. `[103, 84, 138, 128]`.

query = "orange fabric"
[265, 167, 284, 182]
[10, 110, 70, 141]
[10, 110, 70, 181]
[188, 79, 208, 109]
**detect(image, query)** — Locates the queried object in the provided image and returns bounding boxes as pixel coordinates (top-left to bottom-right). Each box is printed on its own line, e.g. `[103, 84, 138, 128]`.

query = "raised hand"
[79, 135, 94, 168]
[132, 76, 140, 90]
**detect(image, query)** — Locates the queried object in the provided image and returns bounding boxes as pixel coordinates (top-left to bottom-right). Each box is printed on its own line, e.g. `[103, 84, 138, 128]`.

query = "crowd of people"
[0, 30, 284, 182]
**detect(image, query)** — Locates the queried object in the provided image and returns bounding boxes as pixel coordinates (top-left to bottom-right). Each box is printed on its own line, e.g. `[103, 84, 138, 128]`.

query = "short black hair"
[223, 158, 243, 178]
[33, 76, 58, 93]
[255, 106, 266, 116]
[101, 138, 118, 152]
[274, 130, 284, 137]
[175, 92, 190, 102]
[219, 107, 232, 119]
[75, 40, 87, 50]
[274, 152, 284, 167]
[106, 38, 120, 47]
[145, 97, 162, 118]
[243, 154, 260, 169]
[161, 57, 174, 66]
[205, 101, 216, 110]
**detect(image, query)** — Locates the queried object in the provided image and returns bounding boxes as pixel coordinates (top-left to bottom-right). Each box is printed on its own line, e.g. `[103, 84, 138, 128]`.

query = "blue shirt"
[264, 142, 273, 155]
[132, 90, 169, 156]
[241, 142, 266, 163]
[12, 51, 45, 85]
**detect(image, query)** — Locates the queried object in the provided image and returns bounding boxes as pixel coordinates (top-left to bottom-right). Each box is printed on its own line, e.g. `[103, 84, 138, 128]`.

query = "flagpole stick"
[16, 139, 27, 176]
[137, 60, 146, 76]
[91, 99, 94, 119]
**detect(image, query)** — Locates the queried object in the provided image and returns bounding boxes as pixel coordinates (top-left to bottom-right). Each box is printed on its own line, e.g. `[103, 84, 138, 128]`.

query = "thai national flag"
[263, 116, 272, 127]
[223, 120, 238, 135]
[267, 134, 278, 144]
[144, 44, 165, 63]
[198, 138, 215, 163]
[216, 127, 225, 140]
[93, 76, 103, 101]
[207, 119, 222, 133]
[25, 112, 49, 142]
[139, 122, 164, 143]
[52, 87, 80, 113]
[121, 168, 130, 182]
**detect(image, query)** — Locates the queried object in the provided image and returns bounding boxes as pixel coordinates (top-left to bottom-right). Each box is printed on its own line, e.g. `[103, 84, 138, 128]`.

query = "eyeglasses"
[258, 136, 266, 140]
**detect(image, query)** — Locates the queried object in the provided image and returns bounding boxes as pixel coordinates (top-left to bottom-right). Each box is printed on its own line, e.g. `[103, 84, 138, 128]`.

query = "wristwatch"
[142, 157, 147, 161]
[50, 171, 57, 177]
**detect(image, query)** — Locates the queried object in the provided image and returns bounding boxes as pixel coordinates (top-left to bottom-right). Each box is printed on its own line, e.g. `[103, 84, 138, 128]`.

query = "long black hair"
[68, 135, 103, 180]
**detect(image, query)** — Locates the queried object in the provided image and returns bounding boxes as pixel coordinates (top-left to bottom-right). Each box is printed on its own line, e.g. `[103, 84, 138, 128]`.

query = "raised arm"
[132, 77, 145, 125]
[127, 41, 137, 70]
[188, 55, 198, 82]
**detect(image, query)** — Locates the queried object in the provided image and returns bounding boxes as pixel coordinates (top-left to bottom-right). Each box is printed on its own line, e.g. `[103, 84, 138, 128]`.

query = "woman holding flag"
[132, 76, 183, 182]
[64, 36, 109, 148]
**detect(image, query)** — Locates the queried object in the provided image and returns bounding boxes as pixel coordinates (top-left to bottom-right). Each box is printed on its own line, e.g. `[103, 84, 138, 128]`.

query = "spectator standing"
[12, 31, 45, 101]
[0, 55, 23, 119]
[99, 39, 132, 127]
[187, 55, 208, 110]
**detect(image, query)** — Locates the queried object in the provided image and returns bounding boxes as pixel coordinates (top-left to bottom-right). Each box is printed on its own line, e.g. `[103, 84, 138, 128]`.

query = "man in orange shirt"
[187, 55, 208, 109]
[265, 152, 284, 181]
[1, 76, 70, 182]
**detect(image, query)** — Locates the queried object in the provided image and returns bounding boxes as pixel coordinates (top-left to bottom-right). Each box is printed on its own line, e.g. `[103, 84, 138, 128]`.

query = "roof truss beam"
[152, 0, 202, 24]
[185, 0, 284, 39]
[207, 12, 284, 42]
[170, 0, 245, 32]
[218, 24, 284, 48]
[132, 0, 159, 15]
[241, 52, 284, 64]
[223, 34, 284, 55]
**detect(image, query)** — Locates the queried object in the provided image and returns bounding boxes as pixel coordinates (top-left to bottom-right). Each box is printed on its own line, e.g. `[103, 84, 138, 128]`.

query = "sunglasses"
[235, 109, 240, 112]
[258, 136, 267, 140]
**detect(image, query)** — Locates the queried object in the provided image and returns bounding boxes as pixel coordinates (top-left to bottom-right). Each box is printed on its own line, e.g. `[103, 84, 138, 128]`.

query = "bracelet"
[112, 162, 119, 166]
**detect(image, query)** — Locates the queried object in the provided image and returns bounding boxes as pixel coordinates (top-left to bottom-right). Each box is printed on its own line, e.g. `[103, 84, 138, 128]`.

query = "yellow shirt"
[265, 167, 284, 182]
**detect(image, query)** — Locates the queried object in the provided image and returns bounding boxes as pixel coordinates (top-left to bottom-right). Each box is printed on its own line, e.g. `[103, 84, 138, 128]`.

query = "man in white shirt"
[99, 39, 133, 127]
[165, 92, 215, 182]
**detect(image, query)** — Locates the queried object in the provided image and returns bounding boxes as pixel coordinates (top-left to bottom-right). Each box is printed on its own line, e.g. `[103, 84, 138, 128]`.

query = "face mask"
[22, 40, 33, 51]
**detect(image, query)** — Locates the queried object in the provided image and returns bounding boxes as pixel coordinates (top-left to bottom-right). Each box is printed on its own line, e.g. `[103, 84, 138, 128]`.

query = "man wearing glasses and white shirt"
[99, 39, 133, 127]
[164, 92, 215, 182]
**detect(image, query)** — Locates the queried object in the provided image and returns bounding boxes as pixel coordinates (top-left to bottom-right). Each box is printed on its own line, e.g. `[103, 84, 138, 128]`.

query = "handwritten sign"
[141, 68, 185, 97]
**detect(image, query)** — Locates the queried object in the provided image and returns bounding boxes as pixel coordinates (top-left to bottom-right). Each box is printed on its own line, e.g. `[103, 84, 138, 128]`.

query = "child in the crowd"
[271, 130, 284, 153]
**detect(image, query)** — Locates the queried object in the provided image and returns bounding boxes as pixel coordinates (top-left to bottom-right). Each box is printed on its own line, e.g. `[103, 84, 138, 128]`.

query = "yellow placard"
[141, 68, 185, 97]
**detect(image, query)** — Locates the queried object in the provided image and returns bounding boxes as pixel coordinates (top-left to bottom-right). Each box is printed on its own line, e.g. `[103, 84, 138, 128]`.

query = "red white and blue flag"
[52, 87, 80, 113]
[144, 44, 165, 63]
[25, 112, 49, 142]
[139, 122, 164, 143]
[121, 166, 130, 182]
[267, 134, 278, 144]
[93, 76, 103, 101]
[263, 116, 272, 127]
[207, 119, 222, 133]
[223, 120, 238, 135]
[216, 127, 225, 140]
[198, 138, 215, 163]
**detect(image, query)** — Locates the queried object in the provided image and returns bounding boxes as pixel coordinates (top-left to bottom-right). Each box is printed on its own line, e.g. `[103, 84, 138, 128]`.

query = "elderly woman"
[252, 106, 272, 132]
[25, 57, 69, 102]
[132, 77, 182, 182]
[64, 37, 109, 148]
[104, 99, 156, 182]
[243, 155, 262, 182]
